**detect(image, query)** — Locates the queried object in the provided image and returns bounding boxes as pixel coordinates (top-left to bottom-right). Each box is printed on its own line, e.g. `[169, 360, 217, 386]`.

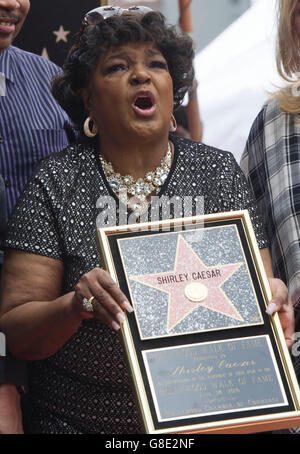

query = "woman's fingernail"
[116, 312, 125, 324]
[266, 302, 277, 315]
[123, 301, 134, 313]
[112, 321, 121, 331]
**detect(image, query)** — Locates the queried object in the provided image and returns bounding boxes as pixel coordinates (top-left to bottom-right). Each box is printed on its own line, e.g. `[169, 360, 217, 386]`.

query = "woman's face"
[294, 1, 300, 40]
[84, 41, 174, 144]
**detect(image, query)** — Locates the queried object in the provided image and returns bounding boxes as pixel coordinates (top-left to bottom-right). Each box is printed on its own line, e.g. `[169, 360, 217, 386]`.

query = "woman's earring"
[169, 114, 177, 133]
[84, 116, 98, 138]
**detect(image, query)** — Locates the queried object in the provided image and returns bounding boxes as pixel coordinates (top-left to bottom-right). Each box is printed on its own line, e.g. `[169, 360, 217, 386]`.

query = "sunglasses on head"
[80, 5, 153, 32]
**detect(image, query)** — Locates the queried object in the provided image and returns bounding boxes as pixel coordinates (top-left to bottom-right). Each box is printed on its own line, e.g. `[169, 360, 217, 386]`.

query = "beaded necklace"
[100, 142, 172, 214]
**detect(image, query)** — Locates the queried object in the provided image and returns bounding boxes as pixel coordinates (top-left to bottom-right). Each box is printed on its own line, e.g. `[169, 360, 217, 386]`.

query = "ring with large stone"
[82, 296, 95, 313]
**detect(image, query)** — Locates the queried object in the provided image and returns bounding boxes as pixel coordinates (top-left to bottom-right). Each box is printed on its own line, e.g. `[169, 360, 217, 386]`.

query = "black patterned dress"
[3, 136, 268, 434]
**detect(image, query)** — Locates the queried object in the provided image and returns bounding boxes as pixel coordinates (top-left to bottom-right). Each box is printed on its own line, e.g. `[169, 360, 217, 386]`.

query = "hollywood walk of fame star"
[130, 234, 244, 332]
[53, 25, 70, 43]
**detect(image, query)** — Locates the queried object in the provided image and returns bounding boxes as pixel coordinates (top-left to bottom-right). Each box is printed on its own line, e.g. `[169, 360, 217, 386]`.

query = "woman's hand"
[266, 278, 295, 349]
[73, 267, 134, 331]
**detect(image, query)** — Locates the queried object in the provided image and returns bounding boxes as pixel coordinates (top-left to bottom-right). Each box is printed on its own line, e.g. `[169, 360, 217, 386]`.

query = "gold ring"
[88, 296, 95, 304]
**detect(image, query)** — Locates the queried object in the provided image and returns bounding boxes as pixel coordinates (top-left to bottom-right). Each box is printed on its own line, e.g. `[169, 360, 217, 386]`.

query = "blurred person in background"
[173, 80, 203, 141]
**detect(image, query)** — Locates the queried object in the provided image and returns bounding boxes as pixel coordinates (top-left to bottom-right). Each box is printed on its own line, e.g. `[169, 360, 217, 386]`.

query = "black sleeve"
[0, 352, 27, 389]
[2, 157, 64, 260]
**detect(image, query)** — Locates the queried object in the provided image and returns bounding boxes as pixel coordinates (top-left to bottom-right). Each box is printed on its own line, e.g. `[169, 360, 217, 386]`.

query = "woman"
[241, 0, 300, 304]
[240, 0, 300, 433]
[0, 6, 294, 434]
[240, 0, 300, 341]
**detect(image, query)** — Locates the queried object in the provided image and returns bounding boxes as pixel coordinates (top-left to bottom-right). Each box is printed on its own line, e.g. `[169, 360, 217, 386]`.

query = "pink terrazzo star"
[131, 234, 243, 332]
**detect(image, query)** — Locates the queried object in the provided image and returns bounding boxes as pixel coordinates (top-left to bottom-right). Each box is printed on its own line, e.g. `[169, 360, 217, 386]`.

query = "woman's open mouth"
[132, 91, 156, 117]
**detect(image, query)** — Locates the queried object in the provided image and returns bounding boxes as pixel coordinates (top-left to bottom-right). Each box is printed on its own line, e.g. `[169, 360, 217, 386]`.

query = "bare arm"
[260, 247, 274, 277]
[0, 384, 23, 434]
[260, 248, 294, 348]
[0, 250, 83, 360]
[186, 81, 203, 142]
[0, 250, 131, 360]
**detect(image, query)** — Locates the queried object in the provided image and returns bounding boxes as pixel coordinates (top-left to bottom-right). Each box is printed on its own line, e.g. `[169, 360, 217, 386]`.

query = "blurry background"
[13, 0, 280, 162]
[108, 0, 253, 53]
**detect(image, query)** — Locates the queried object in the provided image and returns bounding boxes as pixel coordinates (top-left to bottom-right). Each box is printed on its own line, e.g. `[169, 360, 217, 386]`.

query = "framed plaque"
[97, 210, 300, 433]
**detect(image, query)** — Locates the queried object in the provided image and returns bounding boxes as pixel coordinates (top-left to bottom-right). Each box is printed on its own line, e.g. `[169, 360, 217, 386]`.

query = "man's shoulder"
[8, 46, 62, 74]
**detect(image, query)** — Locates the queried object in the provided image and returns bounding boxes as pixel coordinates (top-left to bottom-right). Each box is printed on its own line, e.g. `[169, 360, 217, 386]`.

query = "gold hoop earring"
[84, 117, 98, 138]
[169, 114, 177, 133]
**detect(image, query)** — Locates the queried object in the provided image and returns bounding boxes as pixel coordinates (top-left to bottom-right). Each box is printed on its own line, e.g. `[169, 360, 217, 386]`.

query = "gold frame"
[97, 210, 300, 434]
[119, 222, 264, 339]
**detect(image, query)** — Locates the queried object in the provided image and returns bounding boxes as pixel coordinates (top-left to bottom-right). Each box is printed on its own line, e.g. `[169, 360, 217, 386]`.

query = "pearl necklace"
[100, 142, 172, 215]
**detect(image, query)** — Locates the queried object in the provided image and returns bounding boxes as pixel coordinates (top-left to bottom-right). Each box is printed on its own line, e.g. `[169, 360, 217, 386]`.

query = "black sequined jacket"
[3, 136, 268, 434]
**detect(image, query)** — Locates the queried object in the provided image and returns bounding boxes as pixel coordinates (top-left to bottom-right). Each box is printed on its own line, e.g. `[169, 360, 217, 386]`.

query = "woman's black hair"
[52, 11, 195, 137]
